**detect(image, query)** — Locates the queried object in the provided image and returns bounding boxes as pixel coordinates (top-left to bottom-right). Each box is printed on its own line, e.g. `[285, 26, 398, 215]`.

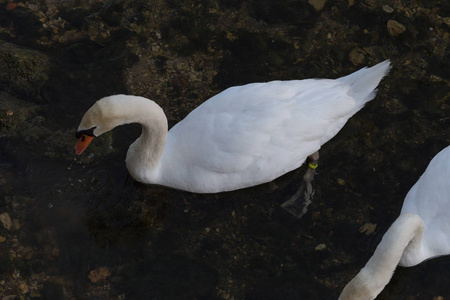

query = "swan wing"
[162, 80, 358, 191]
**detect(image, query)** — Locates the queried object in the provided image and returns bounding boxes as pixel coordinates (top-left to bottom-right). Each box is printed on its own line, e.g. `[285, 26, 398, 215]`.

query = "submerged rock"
[308, 0, 327, 11]
[0, 91, 38, 133]
[382, 5, 394, 14]
[19, 282, 29, 294]
[349, 48, 365, 65]
[0, 212, 13, 230]
[0, 41, 51, 101]
[387, 19, 406, 36]
[88, 267, 112, 283]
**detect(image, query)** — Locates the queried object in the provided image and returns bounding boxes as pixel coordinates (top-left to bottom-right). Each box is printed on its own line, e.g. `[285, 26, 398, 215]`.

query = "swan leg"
[281, 151, 319, 218]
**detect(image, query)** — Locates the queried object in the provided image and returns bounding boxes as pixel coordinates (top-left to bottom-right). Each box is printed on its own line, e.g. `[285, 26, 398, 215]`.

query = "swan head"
[74, 96, 119, 155]
[75, 95, 167, 155]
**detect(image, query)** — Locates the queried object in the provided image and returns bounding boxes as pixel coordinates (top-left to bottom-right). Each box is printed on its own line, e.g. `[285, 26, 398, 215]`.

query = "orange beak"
[75, 135, 94, 155]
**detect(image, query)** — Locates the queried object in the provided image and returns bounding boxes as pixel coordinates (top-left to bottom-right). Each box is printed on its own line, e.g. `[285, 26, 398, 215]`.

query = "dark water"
[1, 0, 450, 299]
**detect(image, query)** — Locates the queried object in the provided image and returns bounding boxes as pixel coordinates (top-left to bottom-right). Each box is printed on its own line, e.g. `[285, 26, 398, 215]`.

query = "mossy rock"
[0, 41, 51, 101]
[0, 91, 37, 133]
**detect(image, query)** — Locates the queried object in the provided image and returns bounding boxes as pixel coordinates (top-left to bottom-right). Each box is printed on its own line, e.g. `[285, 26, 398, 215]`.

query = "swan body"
[75, 60, 390, 193]
[339, 145, 450, 300]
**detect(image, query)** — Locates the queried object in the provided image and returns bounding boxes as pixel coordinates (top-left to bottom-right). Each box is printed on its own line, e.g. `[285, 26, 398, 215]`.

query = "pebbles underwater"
[0, 0, 449, 299]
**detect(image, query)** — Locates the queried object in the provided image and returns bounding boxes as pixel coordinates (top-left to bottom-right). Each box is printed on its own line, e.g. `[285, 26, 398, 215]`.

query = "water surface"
[0, 0, 449, 299]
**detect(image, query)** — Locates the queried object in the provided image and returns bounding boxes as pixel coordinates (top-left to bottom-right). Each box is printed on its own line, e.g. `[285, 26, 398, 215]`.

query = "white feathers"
[76, 60, 390, 193]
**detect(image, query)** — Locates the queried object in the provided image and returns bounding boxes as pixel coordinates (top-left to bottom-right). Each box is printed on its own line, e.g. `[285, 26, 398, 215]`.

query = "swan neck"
[134, 115, 168, 162]
[85, 95, 170, 184]
[339, 213, 424, 300]
[80, 95, 169, 181]
[125, 97, 168, 170]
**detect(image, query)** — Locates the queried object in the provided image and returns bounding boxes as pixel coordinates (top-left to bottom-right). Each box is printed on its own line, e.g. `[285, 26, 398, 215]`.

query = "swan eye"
[75, 126, 97, 139]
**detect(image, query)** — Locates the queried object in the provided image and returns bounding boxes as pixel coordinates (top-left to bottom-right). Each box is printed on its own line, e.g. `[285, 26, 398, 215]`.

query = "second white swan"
[340, 145, 450, 300]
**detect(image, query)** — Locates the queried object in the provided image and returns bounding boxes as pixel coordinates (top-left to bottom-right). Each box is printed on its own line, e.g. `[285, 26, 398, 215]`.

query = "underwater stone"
[0, 213, 12, 230]
[315, 243, 327, 251]
[0, 41, 51, 101]
[349, 48, 365, 65]
[383, 5, 394, 14]
[443, 17, 450, 26]
[308, 0, 327, 11]
[387, 20, 406, 36]
[88, 266, 111, 283]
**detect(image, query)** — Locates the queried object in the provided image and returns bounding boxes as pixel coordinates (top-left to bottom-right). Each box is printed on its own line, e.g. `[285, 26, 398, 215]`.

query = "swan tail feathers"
[338, 59, 391, 109]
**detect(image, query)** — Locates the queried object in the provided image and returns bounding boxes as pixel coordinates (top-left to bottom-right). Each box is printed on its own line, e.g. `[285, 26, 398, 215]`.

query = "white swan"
[339, 145, 450, 300]
[75, 60, 390, 197]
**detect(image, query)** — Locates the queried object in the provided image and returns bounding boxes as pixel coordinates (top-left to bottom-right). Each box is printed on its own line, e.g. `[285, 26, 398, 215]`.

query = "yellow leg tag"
[308, 163, 318, 169]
